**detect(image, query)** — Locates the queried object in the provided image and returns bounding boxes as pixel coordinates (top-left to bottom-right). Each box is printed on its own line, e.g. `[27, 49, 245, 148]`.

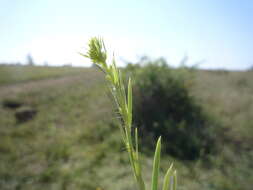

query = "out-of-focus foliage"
[0, 64, 253, 190]
[0, 65, 84, 85]
[126, 59, 218, 160]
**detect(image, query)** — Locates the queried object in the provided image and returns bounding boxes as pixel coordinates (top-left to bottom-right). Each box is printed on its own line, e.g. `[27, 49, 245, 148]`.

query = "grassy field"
[0, 65, 85, 85]
[0, 65, 252, 190]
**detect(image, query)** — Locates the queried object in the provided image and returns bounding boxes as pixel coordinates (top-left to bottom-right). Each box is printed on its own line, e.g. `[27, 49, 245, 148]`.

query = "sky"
[0, 0, 253, 70]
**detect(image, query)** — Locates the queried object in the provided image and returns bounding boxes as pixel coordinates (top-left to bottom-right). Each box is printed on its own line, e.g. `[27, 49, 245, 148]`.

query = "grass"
[0, 59, 252, 189]
[0, 68, 113, 190]
[191, 70, 253, 146]
[0, 65, 85, 85]
[83, 37, 177, 190]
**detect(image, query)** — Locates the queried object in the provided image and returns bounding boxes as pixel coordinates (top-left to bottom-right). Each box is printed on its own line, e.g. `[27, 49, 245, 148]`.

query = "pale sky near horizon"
[1, 0, 253, 70]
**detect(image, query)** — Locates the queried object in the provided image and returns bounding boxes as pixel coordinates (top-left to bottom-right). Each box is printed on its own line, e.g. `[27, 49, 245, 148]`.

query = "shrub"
[127, 60, 216, 160]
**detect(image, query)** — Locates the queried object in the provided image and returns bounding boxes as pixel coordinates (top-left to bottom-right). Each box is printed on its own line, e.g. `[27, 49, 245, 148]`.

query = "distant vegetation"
[0, 65, 84, 85]
[126, 60, 218, 160]
[0, 63, 252, 190]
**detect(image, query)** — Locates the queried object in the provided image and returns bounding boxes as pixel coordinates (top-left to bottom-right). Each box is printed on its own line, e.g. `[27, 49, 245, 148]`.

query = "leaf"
[128, 78, 132, 126]
[78, 52, 88, 58]
[151, 137, 161, 190]
[112, 58, 119, 85]
[162, 164, 173, 190]
[173, 171, 177, 190]
[135, 128, 139, 159]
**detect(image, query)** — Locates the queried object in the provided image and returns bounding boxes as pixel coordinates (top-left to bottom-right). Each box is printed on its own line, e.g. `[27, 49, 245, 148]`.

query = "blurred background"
[0, 1, 253, 190]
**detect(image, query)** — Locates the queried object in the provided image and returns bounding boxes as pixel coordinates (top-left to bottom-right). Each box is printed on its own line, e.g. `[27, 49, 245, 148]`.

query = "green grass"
[191, 70, 253, 146]
[0, 64, 253, 190]
[0, 65, 85, 85]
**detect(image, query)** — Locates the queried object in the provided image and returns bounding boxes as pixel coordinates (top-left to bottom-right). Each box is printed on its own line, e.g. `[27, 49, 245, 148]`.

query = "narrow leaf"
[128, 78, 132, 126]
[151, 137, 161, 190]
[162, 164, 173, 190]
[78, 52, 88, 58]
[173, 171, 177, 190]
[135, 128, 139, 159]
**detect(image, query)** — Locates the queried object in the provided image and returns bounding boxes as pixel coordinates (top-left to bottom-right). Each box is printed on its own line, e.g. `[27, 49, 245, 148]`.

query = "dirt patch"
[15, 106, 37, 123]
[2, 99, 23, 109]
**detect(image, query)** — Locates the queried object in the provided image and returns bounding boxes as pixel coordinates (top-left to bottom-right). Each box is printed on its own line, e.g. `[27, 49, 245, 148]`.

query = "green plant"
[126, 62, 216, 160]
[82, 37, 177, 190]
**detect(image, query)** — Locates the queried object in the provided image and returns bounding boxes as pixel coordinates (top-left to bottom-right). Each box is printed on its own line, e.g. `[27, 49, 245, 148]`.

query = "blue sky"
[1, 0, 253, 69]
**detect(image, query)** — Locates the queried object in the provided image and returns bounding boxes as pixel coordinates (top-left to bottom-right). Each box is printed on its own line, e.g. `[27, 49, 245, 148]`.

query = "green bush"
[127, 60, 217, 160]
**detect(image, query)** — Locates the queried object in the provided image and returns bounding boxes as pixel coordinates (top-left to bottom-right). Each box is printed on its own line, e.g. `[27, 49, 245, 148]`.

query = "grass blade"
[173, 171, 177, 190]
[135, 128, 139, 158]
[162, 164, 173, 190]
[128, 78, 132, 126]
[151, 137, 161, 190]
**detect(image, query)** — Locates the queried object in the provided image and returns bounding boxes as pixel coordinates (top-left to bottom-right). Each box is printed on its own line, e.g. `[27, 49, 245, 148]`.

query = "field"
[0, 65, 84, 85]
[0, 65, 252, 190]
